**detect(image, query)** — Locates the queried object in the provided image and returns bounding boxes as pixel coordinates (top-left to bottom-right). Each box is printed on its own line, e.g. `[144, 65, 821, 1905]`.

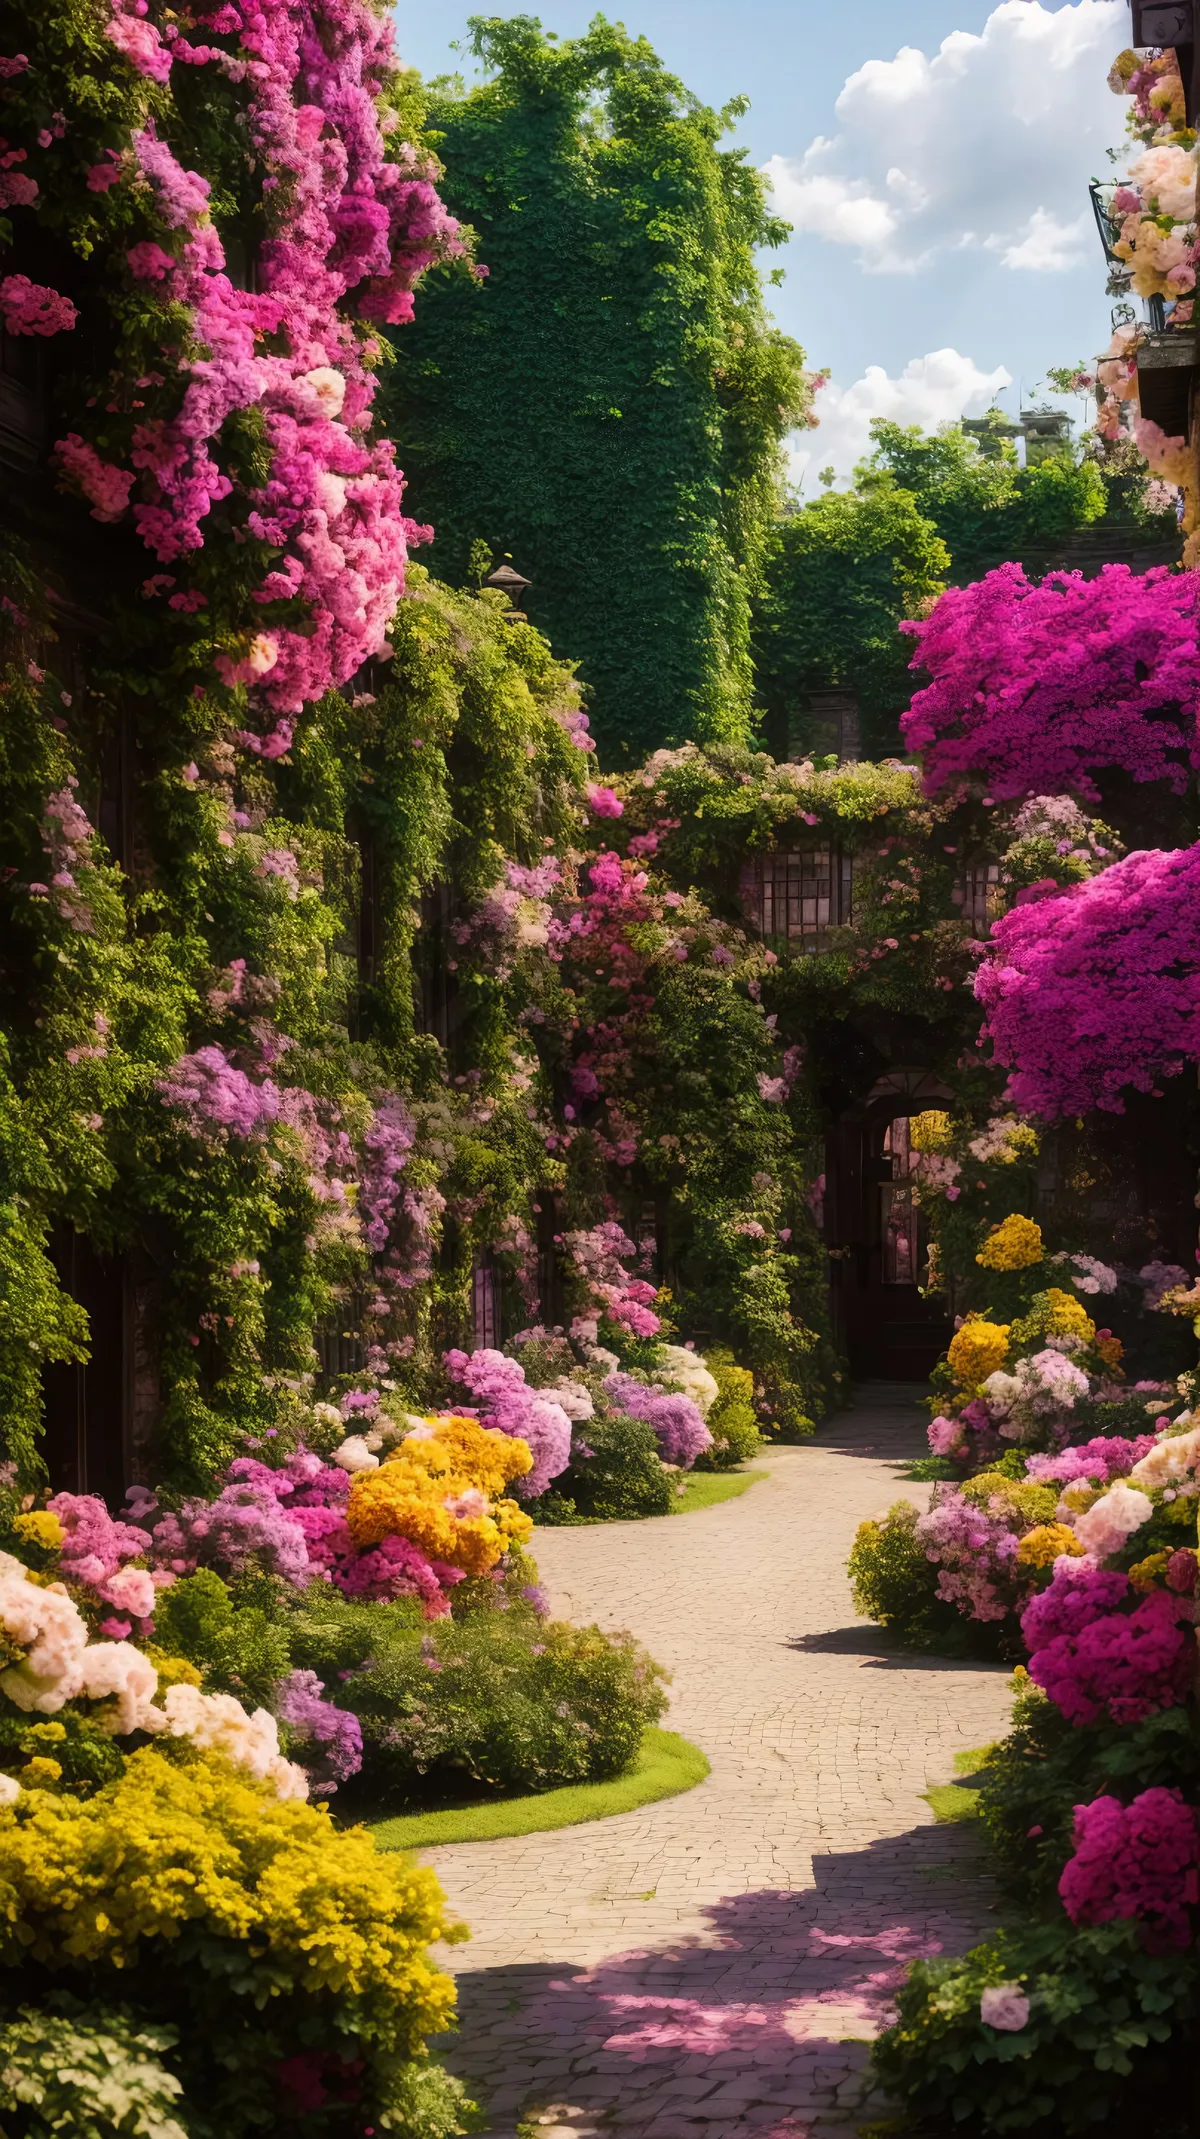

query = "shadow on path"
[439, 1816, 1000, 2139]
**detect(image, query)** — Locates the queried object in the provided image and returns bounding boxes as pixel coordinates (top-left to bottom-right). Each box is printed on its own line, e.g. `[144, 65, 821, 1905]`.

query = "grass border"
[366, 1727, 710, 1852]
[670, 1464, 768, 1515]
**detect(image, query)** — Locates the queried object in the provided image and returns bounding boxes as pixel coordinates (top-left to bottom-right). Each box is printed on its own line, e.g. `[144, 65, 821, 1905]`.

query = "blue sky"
[394, 1, 1130, 485]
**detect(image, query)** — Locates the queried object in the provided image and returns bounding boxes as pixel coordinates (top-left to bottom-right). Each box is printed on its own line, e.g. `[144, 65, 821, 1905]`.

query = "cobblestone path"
[426, 1388, 1015, 2139]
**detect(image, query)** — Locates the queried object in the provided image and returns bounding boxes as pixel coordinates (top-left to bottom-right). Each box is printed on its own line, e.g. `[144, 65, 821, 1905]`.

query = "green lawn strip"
[922, 1743, 998, 1824]
[366, 1728, 710, 1852]
[670, 1465, 768, 1515]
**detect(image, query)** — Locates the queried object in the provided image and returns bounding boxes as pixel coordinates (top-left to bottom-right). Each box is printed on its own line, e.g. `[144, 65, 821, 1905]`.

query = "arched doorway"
[825, 1069, 954, 1382]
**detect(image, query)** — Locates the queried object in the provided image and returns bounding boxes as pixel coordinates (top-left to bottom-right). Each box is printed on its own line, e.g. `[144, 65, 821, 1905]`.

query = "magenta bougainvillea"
[902, 563, 1200, 802]
[974, 844, 1200, 1116]
[1058, 1789, 1200, 1950]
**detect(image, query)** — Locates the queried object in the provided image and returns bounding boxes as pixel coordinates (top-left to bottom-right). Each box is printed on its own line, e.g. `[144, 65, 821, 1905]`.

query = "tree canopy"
[390, 14, 815, 763]
[751, 484, 949, 761]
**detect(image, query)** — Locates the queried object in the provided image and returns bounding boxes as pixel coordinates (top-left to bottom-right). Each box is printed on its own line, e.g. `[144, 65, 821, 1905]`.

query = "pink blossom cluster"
[564, 1221, 662, 1337]
[914, 1488, 1022, 1623]
[902, 564, 1200, 802]
[1024, 1436, 1157, 1486]
[975, 844, 1200, 1116]
[1022, 1566, 1194, 1726]
[359, 1094, 435, 1302]
[47, 1492, 159, 1636]
[157, 1045, 283, 1139]
[603, 1372, 712, 1469]
[1058, 1789, 1199, 1950]
[53, 435, 135, 523]
[55, 0, 466, 715]
[27, 784, 99, 934]
[0, 274, 76, 335]
[443, 1348, 572, 1499]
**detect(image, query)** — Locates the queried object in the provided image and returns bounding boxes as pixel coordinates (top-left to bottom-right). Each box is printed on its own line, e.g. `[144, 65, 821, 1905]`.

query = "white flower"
[330, 1434, 379, 1473]
[300, 365, 346, 418]
[1072, 1481, 1155, 1559]
[0, 1774, 20, 1807]
[160, 1684, 308, 1800]
[1129, 1424, 1200, 1490]
[0, 1555, 89, 1713]
[79, 1641, 165, 1736]
[653, 1344, 720, 1418]
[544, 1380, 595, 1422]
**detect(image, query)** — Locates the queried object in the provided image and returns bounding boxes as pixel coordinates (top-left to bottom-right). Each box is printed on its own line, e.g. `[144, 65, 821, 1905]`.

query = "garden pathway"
[425, 1387, 1015, 2139]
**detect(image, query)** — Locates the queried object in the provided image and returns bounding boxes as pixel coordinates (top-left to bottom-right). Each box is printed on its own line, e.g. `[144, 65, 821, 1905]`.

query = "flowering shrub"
[346, 1415, 534, 1576]
[976, 845, 1200, 1117]
[1058, 1789, 1199, 1950]
[976, 1214, 1043, 1271]
[0, 1745, 466, 2134]
[902, 565, 1200, 803]
[443, 1348, 572, 1498]
[603, 1372, 713, 1468]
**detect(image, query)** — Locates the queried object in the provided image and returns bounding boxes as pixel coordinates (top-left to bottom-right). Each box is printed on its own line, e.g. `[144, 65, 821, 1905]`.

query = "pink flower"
[86, 154, 123, 193]
[586, 784, 624, 818]
[0, 277, 77, 337]
[105, 6, 173, 82]
[127, 241, 177, 281]
[1059, 1789, 1199, 1950]
[979, 1985, 1030, 2032]
[53, 435, 134, 523]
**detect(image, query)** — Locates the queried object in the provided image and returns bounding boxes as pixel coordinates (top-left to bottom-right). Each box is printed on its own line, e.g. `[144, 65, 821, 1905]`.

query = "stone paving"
[425, 1386, 1016, 2139]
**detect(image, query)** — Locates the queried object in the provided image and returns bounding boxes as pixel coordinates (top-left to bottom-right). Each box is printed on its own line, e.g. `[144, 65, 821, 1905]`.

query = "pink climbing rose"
[0, 276, 76, 336]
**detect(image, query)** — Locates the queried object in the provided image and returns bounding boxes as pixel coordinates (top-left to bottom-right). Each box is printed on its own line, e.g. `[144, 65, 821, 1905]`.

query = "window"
[471, 1259, 500, 1350]
[744, 844, 853, 950]
[952, 861, 1003, 936]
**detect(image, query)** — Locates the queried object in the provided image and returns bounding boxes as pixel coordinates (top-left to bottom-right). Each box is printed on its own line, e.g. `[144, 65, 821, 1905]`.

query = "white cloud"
[791, 348, 1014, 492]
[763, 0, 1124, 274]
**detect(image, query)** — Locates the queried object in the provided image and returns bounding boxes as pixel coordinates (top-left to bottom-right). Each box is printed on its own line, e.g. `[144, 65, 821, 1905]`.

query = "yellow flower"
[1129, 1551, 1171, 1593]
[0, 1746, 459, 2047]
[1095, 1333, 1124, 1373]
[347, 1413, 533, 1575]
[909, 1110, 952, 1153]
[947, 1317, 1011, 1390]
[976, 1214, 1043, 1271]
[1043, 1288, 1095, 1343]
[11, 1512, 64, 1553]
[1016, 1524, 1086, 1569]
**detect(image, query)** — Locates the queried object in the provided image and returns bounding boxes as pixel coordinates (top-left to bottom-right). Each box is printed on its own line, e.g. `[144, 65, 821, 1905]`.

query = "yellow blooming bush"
[0, 1745, 458, 2034]
[947, 1317, 1011, 1391]
[10, 1513, 64, 1553]
[976, 1214, 1044, 1272]
[347, 1414, 534, 1575]
[1016, 1524, 1087, 1569]
[909, 1111, 953, 1153]
[1009, 1288, 1096, 1354]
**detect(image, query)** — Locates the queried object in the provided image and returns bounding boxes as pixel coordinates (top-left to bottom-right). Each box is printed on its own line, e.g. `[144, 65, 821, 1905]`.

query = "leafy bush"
[151, 1570, 293, 1710]
[287, 1589, 668, 1805]
[976, 1676, 1199, 1911]
[871, 1919, 1196, 2134]
[536, 1413, 674, 1522]
[693, 1351, 761, 1471]
[0, 1747, 470, 2138]
[0, 1998, 188, 2139]
[848, 1501, 955, 1649]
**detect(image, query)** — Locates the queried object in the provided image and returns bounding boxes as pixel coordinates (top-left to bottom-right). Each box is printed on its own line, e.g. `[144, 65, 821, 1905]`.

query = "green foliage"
[860, 419, 1110, 586]
[848, 1501, 943, 1647]
[752, 484, 949, 760]
[694, 1348, 760, 1469]
[150, 1571, 292, 1711]
[368, 1725, 709, 1850]
[0, 1998, 189, 2139]
[871, 1920, 1196, 2135]
[394, 14, 816, 759]
[286, 1589, 667, 1806]
[539, 1411, 674, 1522]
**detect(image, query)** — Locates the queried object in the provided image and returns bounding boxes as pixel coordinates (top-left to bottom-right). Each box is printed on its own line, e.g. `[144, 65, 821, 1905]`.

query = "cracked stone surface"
[423, 1386, 1014, 2138]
